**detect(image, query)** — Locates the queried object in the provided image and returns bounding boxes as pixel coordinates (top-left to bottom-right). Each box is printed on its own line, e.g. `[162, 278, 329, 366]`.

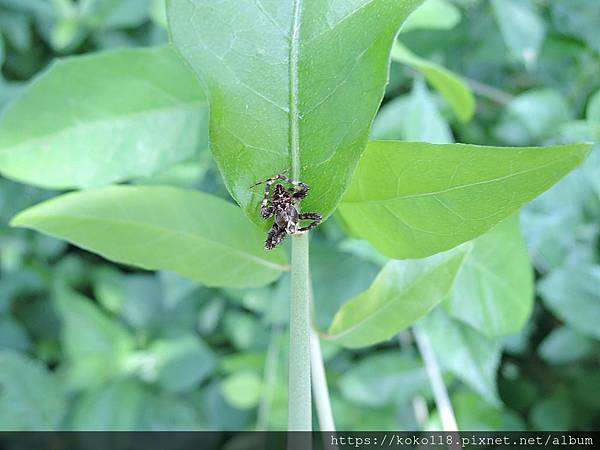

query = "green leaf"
[0, 46, 208, 189]
[338, 141, 591, 259]
[587, 89, 600, 123]
[529, 390, 572, 431]
[538, 326, 596, 365]
[494, 89, 571, 146]
[550, 0, 600, 54]
[400, 0, 460, 33]
[452, 390, 525, 431]
[140, 392, 201, 431]
[68, 381, 145, 430]
[538, 265, 600, 341]
[401, 77, 453, 143]
[137, 334, 216, 393]
[326, 244, 469, 348]
[220, 371, 263, 410]
[11, 185, 288, 288]
[391, 41, 475, 122]
[0, 350, 66, 430]
[491, 0, 545, 68]
[311, 242, 380, 330]
[339, 351, 428, 407]
[420, 308, 501, 406]
[0, 315, 31, 352]
[443, 216, 534, 338]
[53, 284, 134, 389]
[0, 33, 5, 68]
[371, 95, 411, 140]
[167, 0, 423, 224]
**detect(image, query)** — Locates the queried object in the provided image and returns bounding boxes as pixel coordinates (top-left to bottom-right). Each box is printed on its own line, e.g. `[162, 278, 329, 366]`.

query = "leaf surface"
[12, 185, 287, 288]
[167, 0, 423, 224]
[338, 141, 591, 259]
[327, 244, 469, 348]
[0, 46, 208, 189]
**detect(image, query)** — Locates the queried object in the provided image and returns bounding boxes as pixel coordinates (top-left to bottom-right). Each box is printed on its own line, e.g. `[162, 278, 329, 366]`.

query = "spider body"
[252, 173, 322, 250]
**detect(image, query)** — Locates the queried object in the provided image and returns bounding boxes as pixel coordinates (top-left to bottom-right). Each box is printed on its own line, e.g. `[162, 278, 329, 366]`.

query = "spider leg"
[269, 173, 309, 201]
[258, 177, 280, 219]
[297, 212, 322, 233]
[265, 223, 288, 250]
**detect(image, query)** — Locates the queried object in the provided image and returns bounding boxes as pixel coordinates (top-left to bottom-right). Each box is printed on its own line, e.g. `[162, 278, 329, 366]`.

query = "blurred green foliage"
[0, 0, 599, 432]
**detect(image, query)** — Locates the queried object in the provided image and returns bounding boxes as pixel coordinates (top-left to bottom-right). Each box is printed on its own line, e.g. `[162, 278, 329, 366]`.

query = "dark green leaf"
[167, 0, 423, 223]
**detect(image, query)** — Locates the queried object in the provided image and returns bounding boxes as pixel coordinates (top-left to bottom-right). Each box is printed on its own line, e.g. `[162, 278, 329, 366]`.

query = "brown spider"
[250, 172, 322, 250]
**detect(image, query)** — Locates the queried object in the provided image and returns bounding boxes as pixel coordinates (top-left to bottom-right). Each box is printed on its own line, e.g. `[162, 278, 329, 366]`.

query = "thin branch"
[413, 326, 459, 432]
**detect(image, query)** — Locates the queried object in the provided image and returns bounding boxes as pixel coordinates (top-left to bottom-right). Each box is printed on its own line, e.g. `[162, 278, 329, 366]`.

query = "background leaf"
[400, 0, 460, 33]
[338, 141, 590, 259]
[420, 308, 501, 406]
[0, 46, 208, 189]
[443, 216, 534, 338]
[538, 265, 600, 340]
[167, 0, 423, 224]
[327, 244, 469, 348]
[491, 0, 545, 68]
[12, 185, 288, 288]
[391, 41, 475, 122]
[0, 350, 66, 430]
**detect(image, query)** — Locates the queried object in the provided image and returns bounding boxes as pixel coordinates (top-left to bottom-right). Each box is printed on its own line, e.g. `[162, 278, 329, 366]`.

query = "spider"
[250, 172, 322, 250]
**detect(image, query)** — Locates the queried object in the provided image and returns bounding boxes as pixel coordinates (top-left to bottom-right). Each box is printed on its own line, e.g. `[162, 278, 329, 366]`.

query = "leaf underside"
[167, 0, 424, 226]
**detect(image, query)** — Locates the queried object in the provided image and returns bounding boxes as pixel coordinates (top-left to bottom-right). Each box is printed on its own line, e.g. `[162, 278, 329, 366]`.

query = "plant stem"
[288, 233, 312, 431]
[310, 327, 336, 431]
[413, 326, 458, 432]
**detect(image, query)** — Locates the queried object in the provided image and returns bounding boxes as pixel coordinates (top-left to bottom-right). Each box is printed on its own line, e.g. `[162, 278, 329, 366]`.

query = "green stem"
[413, 326, 458, 432]
[288, 233, 312, 431]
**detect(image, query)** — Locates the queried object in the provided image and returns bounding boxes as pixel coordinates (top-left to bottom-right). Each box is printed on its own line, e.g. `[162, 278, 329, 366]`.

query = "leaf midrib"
[15, 213, 288, 272]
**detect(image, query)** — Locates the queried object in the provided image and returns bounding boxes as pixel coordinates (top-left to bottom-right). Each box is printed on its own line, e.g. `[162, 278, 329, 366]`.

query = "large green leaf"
[443, 216, 534, 338]
[326, 244, 469, 348]
[0, 46, 208, 189]
[11, 185, 288, 288]
[538, 265, 600, 341]
[420, 308, 501, 406]
[391, 41, 475, 122]
[0, 350, 66, 430]
[338, 141, 591, 259]
[167, 0, 423, 224]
